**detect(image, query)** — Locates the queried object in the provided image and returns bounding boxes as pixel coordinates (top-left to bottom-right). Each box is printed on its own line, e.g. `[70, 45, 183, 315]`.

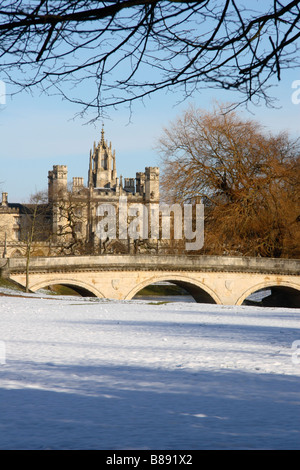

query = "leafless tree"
[0, 1, 300, 118]
[158, 103, 300, 258]
[21, 190, 52, 291]
[52, 185, 89, 255]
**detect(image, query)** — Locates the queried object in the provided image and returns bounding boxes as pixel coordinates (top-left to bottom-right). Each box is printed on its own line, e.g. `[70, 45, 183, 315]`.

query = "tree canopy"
[1, 1, 300, 117]
[158, 104, 300, 257]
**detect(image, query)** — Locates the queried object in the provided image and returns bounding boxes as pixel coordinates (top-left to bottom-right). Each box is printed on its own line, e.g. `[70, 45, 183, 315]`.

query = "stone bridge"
[1, 255, 300, 307]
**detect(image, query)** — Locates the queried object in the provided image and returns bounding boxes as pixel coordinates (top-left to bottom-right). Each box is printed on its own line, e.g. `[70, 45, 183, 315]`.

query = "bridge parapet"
[4, 255, 300, 307]
[6, 254, 300, 276]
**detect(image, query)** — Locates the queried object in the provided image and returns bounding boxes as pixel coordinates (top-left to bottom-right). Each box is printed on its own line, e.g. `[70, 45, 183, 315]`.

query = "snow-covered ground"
[0, 288, 299, 450]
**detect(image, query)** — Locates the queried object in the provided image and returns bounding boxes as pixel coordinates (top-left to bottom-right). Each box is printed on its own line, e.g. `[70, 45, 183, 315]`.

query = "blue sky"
[1, 66, 299, 203]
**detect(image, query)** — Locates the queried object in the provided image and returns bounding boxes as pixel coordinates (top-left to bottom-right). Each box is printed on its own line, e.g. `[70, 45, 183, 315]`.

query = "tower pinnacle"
[88, 128, 117, 189]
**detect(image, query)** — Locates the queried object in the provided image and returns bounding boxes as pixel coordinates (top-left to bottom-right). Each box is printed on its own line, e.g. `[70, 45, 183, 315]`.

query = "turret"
[48, 165, 68, 202]
[136, 172, 145, 196]
[145, 167, 159, 202]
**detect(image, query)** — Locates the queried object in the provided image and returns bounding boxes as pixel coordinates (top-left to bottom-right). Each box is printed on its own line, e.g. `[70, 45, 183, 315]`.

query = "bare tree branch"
[0, 1, 300, 117]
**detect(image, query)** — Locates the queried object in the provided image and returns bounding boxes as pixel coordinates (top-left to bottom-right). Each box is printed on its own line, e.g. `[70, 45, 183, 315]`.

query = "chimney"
[1, 192, 8, 206]
[72, 177, 84, 192]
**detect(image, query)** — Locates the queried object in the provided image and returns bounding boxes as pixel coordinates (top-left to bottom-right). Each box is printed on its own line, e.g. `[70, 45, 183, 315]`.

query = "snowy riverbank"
[0, 291, 299, 449]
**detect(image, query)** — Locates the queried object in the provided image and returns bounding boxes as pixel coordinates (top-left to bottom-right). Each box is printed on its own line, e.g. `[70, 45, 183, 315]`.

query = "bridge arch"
[237, 280, 300, 308]
[29, 278, 105, 298]
[125, 274, 221, 304]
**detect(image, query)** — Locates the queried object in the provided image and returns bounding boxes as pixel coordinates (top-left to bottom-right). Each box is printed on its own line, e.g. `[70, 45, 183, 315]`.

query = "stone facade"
[1, 129, 165, 257]
[47, 128, 161, 255]
[0, 192, 52, 258]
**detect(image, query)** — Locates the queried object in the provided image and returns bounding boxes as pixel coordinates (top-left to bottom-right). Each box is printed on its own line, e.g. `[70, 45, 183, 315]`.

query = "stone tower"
[48, 165, 68, 202]
[145, 166, 160, 202]
[88, 127, 117, 189]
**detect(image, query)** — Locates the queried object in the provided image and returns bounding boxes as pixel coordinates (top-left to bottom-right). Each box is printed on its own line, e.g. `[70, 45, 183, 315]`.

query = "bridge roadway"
[2, 254, 300, 307]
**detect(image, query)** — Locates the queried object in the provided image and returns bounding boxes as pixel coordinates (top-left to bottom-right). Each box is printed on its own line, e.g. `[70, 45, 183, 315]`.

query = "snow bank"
[0, 293, 299, 449]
